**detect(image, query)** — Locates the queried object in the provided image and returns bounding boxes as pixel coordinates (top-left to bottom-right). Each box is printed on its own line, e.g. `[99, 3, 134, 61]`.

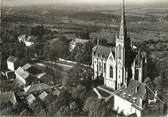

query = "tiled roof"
[7, 56, 17, 63]
[27, 83, 51, 93]
[26, 94, 36, 105]
[93, 45, 115, 58]
[36, 73, 46, 79]
[22, 63, 32, 70]
[114, 80, 146, 106]
[73, 38, 89, 44]
[0, 91, 17, 104]
[39, 91, 48, 100]
[15, 67, 30, 79]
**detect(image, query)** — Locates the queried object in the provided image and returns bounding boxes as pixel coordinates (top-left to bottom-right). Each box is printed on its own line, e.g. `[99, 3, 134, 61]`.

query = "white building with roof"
[18, 35, 37, 47]
[69, 38, 89, 51]
[7, 56, 19, 71]
[26, 94, 36, 105]
[92, 1, 149, 117]
[39, 91, 48, 101]
[92, 0, 147, 91]
[15, 67, 30, 85]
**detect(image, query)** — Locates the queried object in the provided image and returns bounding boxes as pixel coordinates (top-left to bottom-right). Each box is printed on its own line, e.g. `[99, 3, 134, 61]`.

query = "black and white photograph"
[0, 0, 168, 117]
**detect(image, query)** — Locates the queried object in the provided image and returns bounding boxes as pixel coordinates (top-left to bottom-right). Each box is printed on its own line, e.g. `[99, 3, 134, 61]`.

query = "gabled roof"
[93, 45, 115, 59]
[22, 63, 32, 71]
[26, 94, 36, 105]
[36, 73, 46, 79]
[39, 91, 48, 100]
[114, 80, 146, 107]
[72, 38, 89, 44]
[0, 91, 17, 105]
[15, 67, 30, 79]
[27, 83, 51, 93]
[7, 56, 18, 63]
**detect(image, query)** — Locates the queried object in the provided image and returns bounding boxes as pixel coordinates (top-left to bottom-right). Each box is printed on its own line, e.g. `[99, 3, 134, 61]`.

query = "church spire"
[119, 0, 127, 39]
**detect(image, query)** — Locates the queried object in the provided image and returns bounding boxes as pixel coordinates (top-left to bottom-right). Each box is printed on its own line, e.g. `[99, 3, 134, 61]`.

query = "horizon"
[2, 0, 168, 6]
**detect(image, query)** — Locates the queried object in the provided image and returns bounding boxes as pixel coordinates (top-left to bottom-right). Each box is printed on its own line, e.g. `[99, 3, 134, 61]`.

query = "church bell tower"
[115, 0, 131, 89]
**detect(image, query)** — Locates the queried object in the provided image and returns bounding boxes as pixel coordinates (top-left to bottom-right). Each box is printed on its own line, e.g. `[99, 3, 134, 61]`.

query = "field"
[1, 3, 168, 63]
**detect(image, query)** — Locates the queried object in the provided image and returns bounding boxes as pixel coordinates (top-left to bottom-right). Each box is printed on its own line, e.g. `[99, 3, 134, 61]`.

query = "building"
[113, 80, 146, 117]
[92, 1, 148, 117]
[15, 67, 31, 85]
[92, 0, 147, 91]
[38, 91, 48, 101]
[7, 56, 19, 71]
[18, 35, 37, 47]
[26, 94, 36, 106]
[69, 38, 89, 51]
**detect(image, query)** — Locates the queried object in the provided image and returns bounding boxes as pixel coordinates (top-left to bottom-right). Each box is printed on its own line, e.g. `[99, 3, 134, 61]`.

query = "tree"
[0, 102, 13, 115]
[48, 39, 70, 59]
[67, 64, 93, 88]
[45, 64, 62, 85]
[30, 98, 46, 115]
[83, 97, 106, 117]
[47, 89, 72, 115]
[72, 42, 93, 65]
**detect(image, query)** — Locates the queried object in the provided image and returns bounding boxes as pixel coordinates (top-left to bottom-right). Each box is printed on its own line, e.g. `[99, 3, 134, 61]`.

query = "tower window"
[104, 63, 106, 72]
[118, 45, 121, 59]
[110, 66, 113, 78]
[99, 62, 102, 72]
[135, 69, 139, 80]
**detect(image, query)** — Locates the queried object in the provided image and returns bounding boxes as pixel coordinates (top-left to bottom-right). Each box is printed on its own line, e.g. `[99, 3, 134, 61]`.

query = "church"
[91, 1, 151, 117]
[92, 0, 148, 90]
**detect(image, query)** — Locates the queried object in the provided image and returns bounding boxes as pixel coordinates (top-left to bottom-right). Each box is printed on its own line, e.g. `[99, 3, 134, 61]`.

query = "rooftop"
[39, 91, 48, 100]
[71, 38, 89, 44]
[7, 56, 18, 63]
[22, 63, 32, 71]
[114, 80, 146, 107]
[27, 83, 51, 93]
[15, 67, 30, 80]
[93, 45, 115, 59]
[26, 94, 36, 105]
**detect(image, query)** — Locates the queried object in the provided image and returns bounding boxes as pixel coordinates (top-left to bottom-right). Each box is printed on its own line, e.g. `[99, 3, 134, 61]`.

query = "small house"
[7, 56, 19, 71]
[69, 38, 89, 51]
[26, 94, 36, 106]
[39, 91, 48, 101]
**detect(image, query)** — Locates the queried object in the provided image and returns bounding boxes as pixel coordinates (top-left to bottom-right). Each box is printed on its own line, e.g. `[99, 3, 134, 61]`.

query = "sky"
[3, 0, 168, 6]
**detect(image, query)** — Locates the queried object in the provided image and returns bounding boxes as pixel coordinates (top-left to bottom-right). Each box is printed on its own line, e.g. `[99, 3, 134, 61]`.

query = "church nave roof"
[93, 45, 115, 59]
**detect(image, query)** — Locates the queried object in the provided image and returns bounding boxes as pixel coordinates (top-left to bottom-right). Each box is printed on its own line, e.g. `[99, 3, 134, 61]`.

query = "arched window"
[104, 63, 106, 72]
[118, 45, 121, 59]
[99, 62, 102, 72]
[110, 66, 113, 78]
